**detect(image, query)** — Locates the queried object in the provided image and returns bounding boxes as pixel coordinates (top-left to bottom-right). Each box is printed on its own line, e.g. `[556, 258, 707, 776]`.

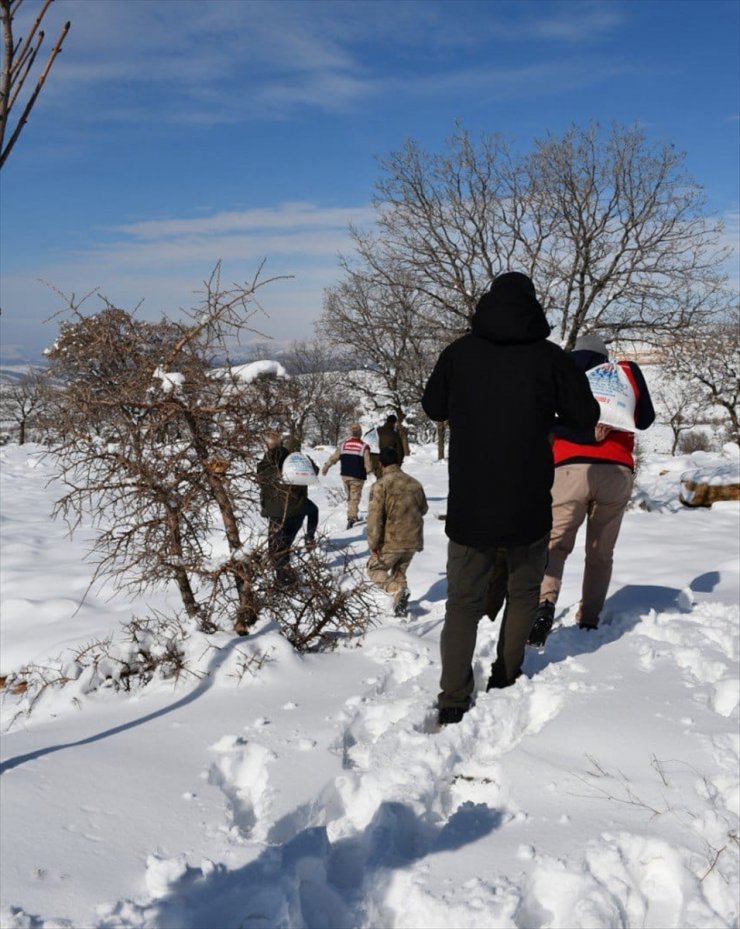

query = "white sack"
[586, 362, 637, 433]
[363, 428, 380, 454]
[282, 452, 318, 486]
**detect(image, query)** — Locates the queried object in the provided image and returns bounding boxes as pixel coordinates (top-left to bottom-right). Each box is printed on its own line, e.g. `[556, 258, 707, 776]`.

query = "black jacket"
[422, 273, 600, 547]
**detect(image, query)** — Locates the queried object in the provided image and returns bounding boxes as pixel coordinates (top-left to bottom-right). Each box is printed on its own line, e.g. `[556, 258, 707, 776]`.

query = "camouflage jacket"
[367, 464, 428, 553]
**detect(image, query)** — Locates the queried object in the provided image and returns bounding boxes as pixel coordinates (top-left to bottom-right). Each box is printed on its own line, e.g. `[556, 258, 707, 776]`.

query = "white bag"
[281, 452, 318, 486]
[363, 428, 380, 454]
[586, 362, 636, 433]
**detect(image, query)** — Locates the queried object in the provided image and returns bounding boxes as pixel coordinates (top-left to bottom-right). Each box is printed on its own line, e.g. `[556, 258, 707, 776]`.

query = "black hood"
[471, 272, 551, 345]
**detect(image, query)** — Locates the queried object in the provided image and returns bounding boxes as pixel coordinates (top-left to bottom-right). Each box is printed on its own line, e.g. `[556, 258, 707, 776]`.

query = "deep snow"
[1, 438, 738, 929]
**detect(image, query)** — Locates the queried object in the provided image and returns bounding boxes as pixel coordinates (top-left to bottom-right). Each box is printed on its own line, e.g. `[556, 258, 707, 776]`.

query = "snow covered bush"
[42, 264, 379, 656]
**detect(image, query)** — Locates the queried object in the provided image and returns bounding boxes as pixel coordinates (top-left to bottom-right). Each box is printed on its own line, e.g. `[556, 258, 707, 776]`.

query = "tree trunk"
[398, 422, 411, 457]
[164, 507, 200, 621]
[724, 402, 740, 447]
[184, 410, 258, 629]
[436, 421, 446, 460]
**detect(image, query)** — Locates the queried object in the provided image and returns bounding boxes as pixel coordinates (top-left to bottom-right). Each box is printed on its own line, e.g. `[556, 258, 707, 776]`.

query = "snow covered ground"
[1, 440, 739, 929]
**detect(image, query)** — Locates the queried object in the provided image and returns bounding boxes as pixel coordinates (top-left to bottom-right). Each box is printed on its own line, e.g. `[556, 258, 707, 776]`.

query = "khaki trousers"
[342, 477, 365, 521]
[367, 550, 414, 604]
[540, 463, 634, 625]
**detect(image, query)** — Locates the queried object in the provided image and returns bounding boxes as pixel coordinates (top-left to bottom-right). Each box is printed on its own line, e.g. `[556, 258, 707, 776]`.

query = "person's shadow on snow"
[101, 799, 503, 929]
[523, 583, 681, 677]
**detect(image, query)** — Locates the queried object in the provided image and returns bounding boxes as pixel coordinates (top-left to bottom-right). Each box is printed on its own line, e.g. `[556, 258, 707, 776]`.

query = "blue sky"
[1, 0, 738, 363]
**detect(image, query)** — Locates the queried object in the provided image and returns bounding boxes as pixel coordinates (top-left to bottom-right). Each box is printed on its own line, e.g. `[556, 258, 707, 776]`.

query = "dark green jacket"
[377, 421, 405, 464]
[256, 446, 306, 520]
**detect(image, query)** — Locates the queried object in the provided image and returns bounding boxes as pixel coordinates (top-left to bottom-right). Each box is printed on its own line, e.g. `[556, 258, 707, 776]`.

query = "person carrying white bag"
[527, 332, 655, 646]
[283, 437, 320, 550]
[255, 433, 320, 599]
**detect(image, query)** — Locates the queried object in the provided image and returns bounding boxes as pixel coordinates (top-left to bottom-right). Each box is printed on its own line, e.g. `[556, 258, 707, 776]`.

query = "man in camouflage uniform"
[322, 422, 372, 529]
[366, 446, 428, 616]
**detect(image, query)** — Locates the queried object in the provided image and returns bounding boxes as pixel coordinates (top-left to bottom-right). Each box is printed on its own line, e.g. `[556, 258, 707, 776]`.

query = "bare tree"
[0, 369, 49, 443]
[0, 0, 70, 169]
[310, 377, 360, 446]
[45, 266, 379, 645]
[320, 264, 442, 442]
[652, 374, 704, 456]
[663, 318, 740, 448]
[279, 340, 348, 445]
[361, 122, 729, 349]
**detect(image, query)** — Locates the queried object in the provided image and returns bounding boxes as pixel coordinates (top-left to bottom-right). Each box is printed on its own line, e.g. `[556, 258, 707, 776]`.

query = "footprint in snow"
[207, 735, 277, 842]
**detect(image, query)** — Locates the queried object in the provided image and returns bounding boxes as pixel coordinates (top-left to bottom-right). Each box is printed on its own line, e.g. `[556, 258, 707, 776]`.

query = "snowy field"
[1, 439, 739, 929]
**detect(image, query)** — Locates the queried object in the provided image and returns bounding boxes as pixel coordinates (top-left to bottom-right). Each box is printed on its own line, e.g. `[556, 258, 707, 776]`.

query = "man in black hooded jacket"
[422, 271, 600, 725]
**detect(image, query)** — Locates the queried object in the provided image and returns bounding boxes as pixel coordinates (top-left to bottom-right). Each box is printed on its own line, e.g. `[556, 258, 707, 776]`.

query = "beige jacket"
[367, 464, 428, 553]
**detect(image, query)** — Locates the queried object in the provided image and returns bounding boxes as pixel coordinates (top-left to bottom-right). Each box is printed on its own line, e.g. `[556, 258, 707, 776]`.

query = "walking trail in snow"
[1, 442, 738, 929]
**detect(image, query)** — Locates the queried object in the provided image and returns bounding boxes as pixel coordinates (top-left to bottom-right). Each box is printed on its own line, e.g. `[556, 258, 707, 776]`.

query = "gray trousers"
[439, 534, 549, 709]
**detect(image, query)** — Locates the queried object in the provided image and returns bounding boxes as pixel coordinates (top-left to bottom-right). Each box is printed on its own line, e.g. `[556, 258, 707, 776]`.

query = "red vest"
[553, 361, 639, 469]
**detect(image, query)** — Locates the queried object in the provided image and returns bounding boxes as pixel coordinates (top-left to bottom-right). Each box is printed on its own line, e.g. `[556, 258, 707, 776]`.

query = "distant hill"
[0, 364, 44, 385]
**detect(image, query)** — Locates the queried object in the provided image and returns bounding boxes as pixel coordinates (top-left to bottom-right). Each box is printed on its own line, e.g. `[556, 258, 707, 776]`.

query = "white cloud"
[525, 3, 625, 42]
[115, 203, 375, 241]
[384, 58, 646, 103]
[80, 202, 376, 271]
[0, 200, 376, 358]
[22, 0, 630, 126]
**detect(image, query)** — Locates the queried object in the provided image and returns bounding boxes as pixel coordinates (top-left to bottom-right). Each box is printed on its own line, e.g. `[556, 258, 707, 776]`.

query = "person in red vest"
[528, 333, 655, 646]
[321, 422, 372, 529]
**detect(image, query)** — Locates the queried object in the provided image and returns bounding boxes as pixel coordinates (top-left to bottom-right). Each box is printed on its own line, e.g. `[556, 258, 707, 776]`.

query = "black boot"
[438, 706, 467, 726]
[393, 588, 410, 617]
[527, 600, 555, 647]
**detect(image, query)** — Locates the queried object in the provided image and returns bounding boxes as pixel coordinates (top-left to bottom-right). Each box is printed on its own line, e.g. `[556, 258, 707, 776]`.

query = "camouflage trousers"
[342, 477, 365, 522]
[367, 549, 415, 605]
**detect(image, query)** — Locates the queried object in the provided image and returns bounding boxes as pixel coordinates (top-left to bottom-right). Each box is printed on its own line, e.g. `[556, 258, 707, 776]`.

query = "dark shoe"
[577, 619, 599, 630]
[393, 588, 410, 617]
[438, 706, 467, 726]
[486, 669, 519, 691]
[304, 537, 318, 551]
[233, 619, 250, 637]
[576, 606, 599, 630]
[346, 518, 355, 530]
[275, 566, 298, 589]
[527, 600, 555, 647]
